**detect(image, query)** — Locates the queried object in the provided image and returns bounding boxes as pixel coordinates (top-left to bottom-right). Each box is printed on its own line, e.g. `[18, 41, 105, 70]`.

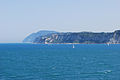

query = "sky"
[0, 0, 120, 43]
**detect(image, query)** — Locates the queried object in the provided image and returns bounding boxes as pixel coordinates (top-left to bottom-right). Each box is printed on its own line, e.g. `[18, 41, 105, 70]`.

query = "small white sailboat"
[107, 43, 110, 46]
[72, 44, 75, 48]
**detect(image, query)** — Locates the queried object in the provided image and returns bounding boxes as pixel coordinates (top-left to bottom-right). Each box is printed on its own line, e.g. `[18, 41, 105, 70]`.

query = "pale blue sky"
[0, 0, 120, 43]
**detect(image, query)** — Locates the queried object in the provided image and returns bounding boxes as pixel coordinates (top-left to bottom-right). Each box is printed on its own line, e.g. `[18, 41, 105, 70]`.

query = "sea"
[0, 43, 120, 80]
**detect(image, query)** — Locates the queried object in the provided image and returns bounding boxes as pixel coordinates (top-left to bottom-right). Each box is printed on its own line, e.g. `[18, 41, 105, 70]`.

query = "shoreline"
[1, 43, 120, 44]
[31, 43, 120, 44]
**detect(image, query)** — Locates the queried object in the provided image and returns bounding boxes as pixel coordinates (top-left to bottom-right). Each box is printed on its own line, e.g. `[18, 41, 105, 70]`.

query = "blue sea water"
[0, 44, 120, 80]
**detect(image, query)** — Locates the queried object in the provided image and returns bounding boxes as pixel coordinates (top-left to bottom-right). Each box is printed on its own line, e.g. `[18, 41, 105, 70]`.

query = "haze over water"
[0, 43, 120, 80]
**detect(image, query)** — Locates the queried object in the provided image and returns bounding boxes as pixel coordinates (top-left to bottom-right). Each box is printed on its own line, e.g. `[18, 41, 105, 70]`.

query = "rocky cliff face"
[24, 30, 120, 44]
[33, 32, 114, 44]
[23, 30, 57, 43]
[109, 30, 120, 44]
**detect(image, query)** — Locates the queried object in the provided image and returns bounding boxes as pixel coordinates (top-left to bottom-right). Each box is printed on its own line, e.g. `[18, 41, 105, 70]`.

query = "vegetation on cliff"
[23, 30, 120, 44]
[23, 30, 57, 43]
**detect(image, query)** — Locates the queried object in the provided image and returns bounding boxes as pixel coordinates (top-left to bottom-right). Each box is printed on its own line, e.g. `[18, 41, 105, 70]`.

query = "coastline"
[31, 42, 120, 44]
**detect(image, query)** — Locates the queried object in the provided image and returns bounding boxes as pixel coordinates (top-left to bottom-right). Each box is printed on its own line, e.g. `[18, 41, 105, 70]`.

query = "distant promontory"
[23, 30, 120, 44]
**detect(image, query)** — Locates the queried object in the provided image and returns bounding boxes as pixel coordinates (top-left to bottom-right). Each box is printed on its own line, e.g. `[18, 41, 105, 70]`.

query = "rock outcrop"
[23, 30, 57, 43]
[23, 30, 120, 44]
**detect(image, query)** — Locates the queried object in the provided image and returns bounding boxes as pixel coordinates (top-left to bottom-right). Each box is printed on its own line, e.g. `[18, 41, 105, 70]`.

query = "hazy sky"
[0, 0, 120, 43]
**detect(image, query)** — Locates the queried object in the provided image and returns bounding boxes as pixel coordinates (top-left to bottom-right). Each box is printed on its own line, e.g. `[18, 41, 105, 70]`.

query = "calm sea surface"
[0, 43, 120, 80]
